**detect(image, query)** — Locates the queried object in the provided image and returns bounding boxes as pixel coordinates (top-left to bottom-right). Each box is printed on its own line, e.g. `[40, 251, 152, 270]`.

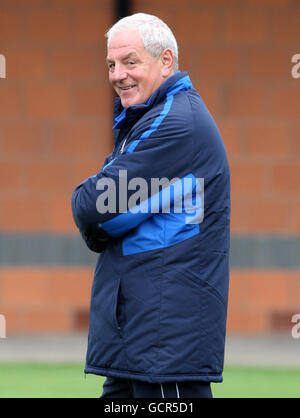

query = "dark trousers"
[101, 376, 213, 398]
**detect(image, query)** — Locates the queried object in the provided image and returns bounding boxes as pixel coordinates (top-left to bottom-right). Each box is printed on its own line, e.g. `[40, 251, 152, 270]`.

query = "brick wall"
[0, 0, 114, 333]
[0, 0, 113, 233]
[132, 0, 300, 334]
[0, 0, 299, 335]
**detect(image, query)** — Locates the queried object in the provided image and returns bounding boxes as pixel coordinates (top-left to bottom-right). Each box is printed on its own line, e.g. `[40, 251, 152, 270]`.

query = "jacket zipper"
[120, 137, 127, 154]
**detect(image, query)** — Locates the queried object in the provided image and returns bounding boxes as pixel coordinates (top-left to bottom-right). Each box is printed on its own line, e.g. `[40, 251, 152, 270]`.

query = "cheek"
[108, 74, 115, 87]
[141, 76, 156, 92]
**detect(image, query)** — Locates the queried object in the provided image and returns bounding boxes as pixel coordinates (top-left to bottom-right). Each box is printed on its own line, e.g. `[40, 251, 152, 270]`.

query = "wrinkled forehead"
[106, 29, 146, 60]
[107, 29, 143, 50]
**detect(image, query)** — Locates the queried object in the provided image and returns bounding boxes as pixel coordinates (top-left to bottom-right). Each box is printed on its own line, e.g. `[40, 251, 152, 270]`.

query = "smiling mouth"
[119, 85, 137, 91]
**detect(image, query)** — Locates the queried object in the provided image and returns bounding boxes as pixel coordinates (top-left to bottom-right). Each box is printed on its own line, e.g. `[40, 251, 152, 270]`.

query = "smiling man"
[71, 13, 231, 398]
[106, 29, 175, 108]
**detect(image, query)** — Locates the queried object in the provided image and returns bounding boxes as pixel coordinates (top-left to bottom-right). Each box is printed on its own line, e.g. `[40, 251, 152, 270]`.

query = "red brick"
[188, 0, 239, 6]
[0, 267, 94, 333]
[1, 122, 44, 153]
[24, 85, 71, 118]
[227, 309, 266, 333]
[48, 268, 92, 307]
[25, 160, 71, 193]
[271, 162, 300, 194]
[96, 119, 114, 156]
[247, 271, 290, 310]
[0, 86, 21, 117]
[230, 161, 267, 197]
[178, 46, 194, 74]
[270, 86, 300, 118]
[0, 195, 47, 231]
[5, 48, 47, 81]
[246, 197, 290, 232]
[227, 269, 299, 333]
[199, 49, 240, 81]
[25, 307, 72, 333]
[49, 123, 96, 156]
[133, 1, 174, 26]
[270, 13, 300, 44]
[175, 11, 218, 43]
[51, 0, 106, 8]
[269, 310, 300, 332]
[51, 49, 104, 80]
[223, 85, 265, 117]
[28, 12, 71, 42]
[133, 0, 181, 9]
[178, 48, 201, 95]
[0, 160, 24, 191]
[294, 199, 300, 232]
[72, 160, 102, 187]
[228, 270, 249, 309]
[1, 268, 50, 307]
[246, 122, 290, 156]
[134, 0, 240, 11]
[196, 83, 219, 117]
[0, 309, 25, 335]
[294, 271, 300, 305]
[246, 0, 291, 6]
[67, 132, 113, 183]
[247, 50, 292, 80]
[0, 0, 47, 8]
[295, 125, 300, 154]
[0, 13, 22, 41]
[230, 198, 248, 232]
[74, 12, 112, 43]
[73, 86, 112, 117]
[224, 12, 266, 45]
[46, 193, 76, 232]
[218, 120, 243, 159]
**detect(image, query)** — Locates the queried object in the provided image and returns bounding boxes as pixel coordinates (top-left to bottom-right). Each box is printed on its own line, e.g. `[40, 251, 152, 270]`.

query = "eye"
[108, 63, 115, 71]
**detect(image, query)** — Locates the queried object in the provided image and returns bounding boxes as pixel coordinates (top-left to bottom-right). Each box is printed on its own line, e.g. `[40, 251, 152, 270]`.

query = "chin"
[121, 93, 144, 108]
[122, 99, 140, 108]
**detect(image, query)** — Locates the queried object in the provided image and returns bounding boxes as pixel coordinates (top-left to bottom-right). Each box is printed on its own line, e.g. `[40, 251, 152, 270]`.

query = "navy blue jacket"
[72, 71, 230, 383]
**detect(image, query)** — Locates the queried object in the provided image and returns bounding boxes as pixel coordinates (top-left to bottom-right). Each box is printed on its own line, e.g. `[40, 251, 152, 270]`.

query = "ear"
[160, 48, 175, 77]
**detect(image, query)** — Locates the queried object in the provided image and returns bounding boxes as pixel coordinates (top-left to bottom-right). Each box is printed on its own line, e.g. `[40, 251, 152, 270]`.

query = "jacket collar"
[113, 71, 192, 130]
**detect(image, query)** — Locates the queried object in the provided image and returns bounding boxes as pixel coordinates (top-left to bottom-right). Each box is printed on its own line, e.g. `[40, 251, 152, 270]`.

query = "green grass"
[0, 363, 299, 398]
[212, 366, 300, 398]
[0, 363, 102, 398]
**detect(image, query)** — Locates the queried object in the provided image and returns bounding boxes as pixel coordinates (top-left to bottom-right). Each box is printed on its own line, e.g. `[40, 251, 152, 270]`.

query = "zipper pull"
[120, 137, 127, 154]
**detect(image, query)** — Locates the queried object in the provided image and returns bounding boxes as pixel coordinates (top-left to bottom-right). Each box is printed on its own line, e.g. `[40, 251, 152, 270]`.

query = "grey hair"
[105, 13, 179, 72]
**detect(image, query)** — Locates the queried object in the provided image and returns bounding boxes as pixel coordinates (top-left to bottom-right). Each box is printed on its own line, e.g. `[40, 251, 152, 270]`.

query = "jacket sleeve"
[71, 153, 113, 253]
[71, 105, 194, 245]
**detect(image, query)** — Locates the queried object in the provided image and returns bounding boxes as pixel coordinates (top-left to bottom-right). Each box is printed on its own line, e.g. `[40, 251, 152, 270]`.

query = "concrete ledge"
[1, 333, 300, 366]
[1, 233, 300, 269]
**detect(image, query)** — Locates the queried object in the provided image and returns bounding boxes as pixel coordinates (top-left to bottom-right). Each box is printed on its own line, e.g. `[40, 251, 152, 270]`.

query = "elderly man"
[72, 13, 230, 398]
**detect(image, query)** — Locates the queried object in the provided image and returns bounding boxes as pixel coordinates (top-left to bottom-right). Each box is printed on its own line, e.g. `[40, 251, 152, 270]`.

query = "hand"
[80, 230, 109, 253]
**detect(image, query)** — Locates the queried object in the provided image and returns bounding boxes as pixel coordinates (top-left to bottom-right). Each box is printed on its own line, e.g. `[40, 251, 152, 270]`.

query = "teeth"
[121, 86, 135, 90]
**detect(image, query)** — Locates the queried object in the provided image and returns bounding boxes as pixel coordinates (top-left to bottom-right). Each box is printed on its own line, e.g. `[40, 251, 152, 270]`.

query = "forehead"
[107, 29, 146, 60]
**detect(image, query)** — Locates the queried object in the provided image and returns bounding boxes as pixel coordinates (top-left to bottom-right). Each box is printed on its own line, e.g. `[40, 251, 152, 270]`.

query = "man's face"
[106, 30, 172, 108]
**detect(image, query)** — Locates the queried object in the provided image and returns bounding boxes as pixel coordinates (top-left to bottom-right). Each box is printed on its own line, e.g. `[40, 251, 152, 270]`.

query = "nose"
[110, 63, 127, 83]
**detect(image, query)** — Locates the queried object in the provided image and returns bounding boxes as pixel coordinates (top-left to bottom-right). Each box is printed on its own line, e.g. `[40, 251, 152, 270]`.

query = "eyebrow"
[106, 52, 139, 64]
